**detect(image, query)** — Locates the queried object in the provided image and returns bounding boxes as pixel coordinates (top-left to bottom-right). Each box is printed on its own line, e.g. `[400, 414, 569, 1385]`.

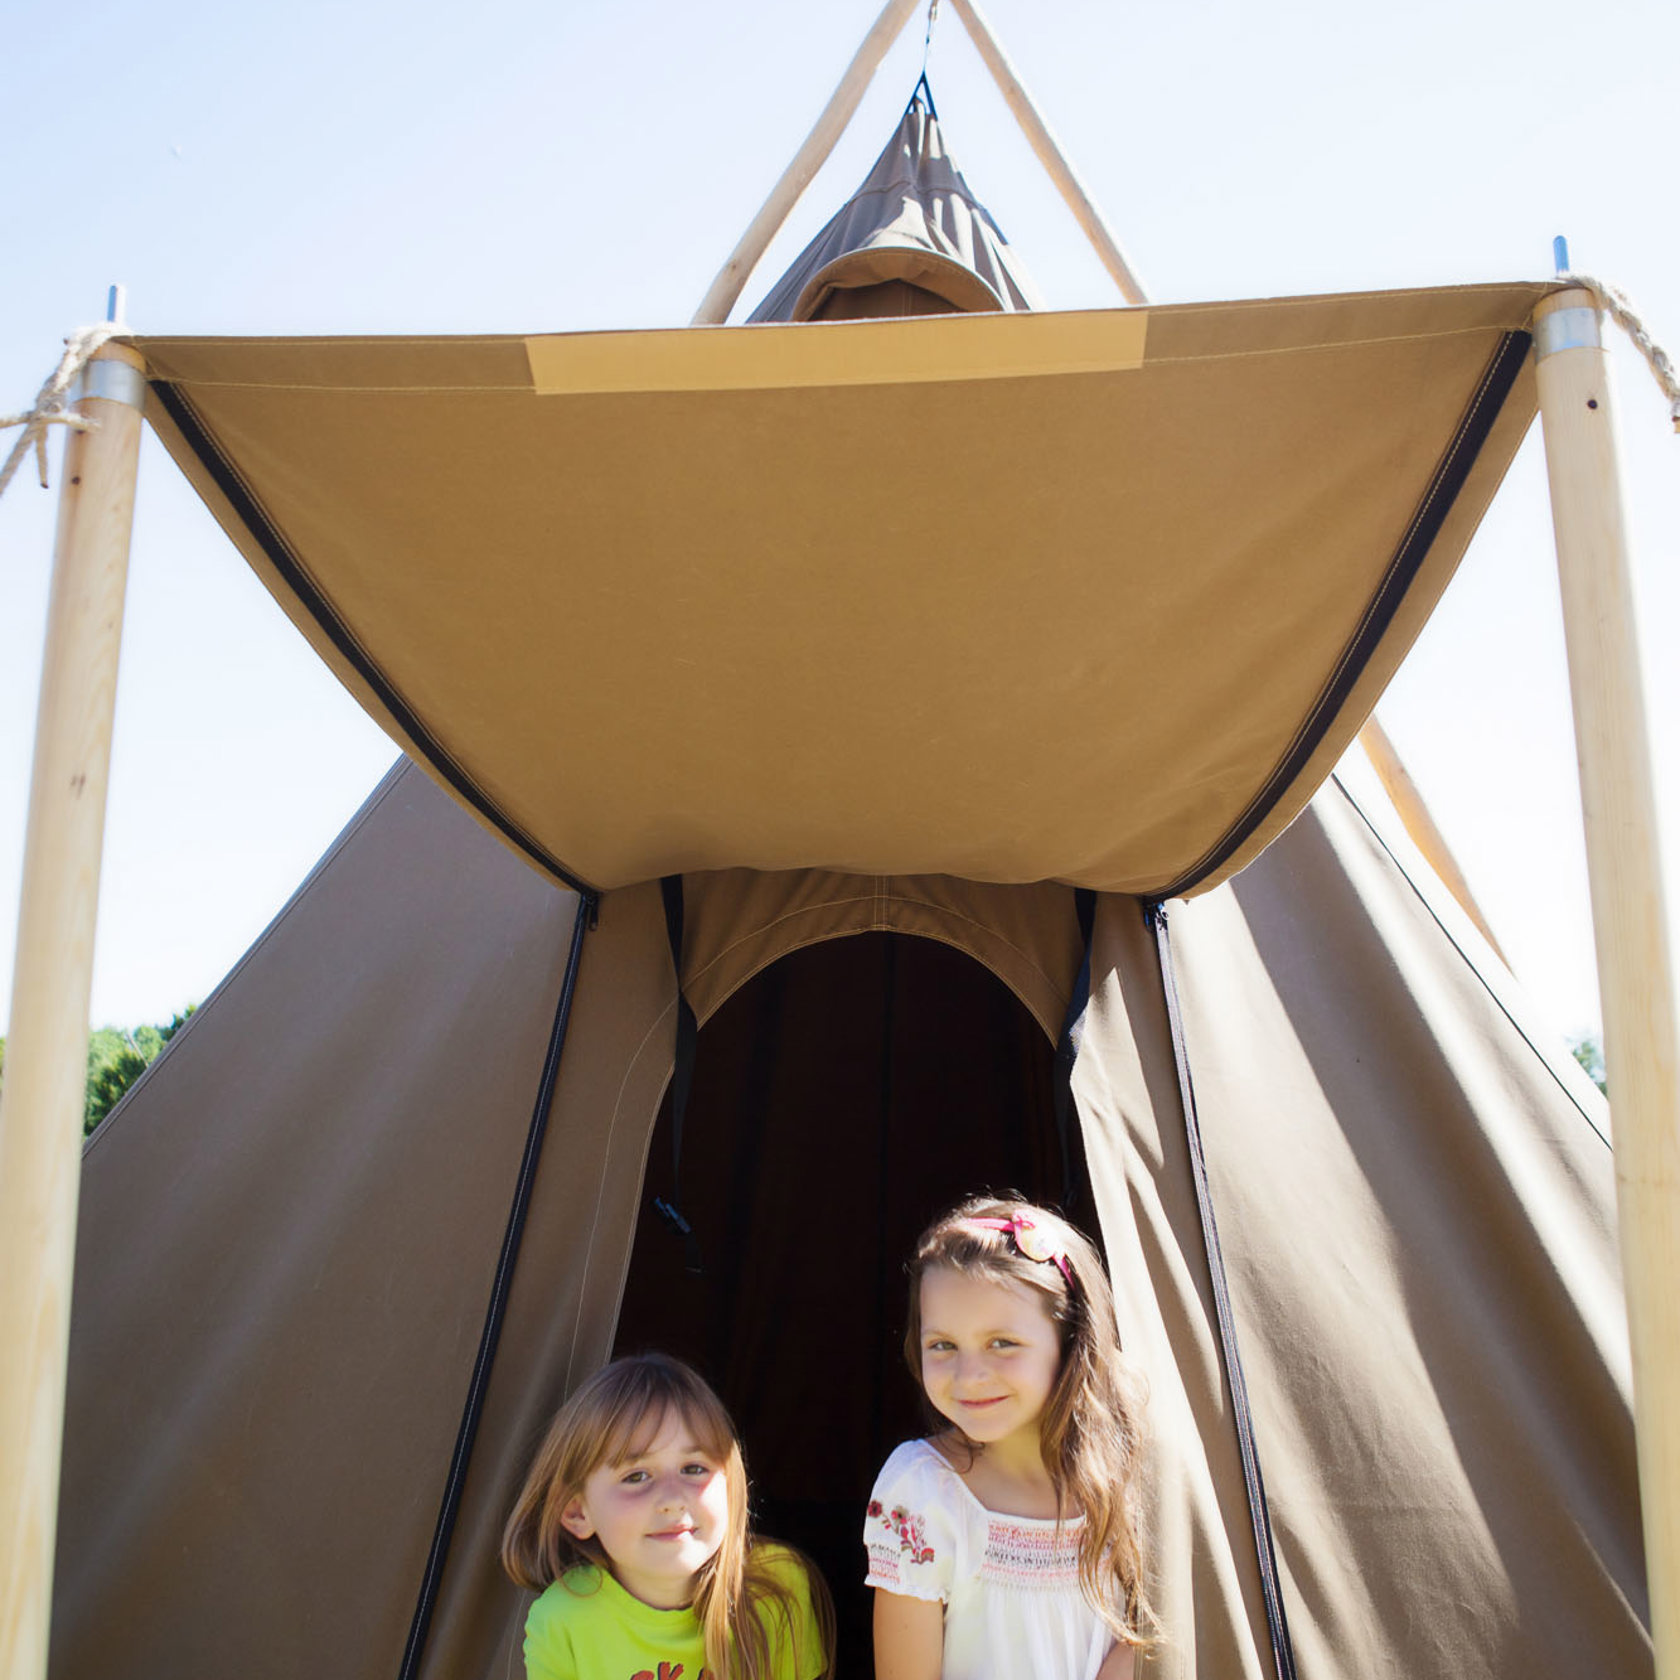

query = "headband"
[960, 1214, 1074, 1286]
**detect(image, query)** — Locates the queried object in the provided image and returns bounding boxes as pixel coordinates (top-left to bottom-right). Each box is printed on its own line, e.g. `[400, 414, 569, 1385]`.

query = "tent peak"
[748, 88, 1042, 325]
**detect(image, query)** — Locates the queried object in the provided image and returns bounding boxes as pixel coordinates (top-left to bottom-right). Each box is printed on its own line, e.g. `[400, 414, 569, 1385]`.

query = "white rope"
[0, 323, 129, 500]
[1559, 273, 1680, 433]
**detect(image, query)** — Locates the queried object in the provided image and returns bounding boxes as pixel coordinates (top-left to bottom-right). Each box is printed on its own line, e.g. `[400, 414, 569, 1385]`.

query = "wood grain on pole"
[1535, 286, 1680, 1680]
[0, 341, 145, 1680]
[944, 0, 1147, 307]
[691, 0, 923, 325]
[1358, 714, 1510, 965]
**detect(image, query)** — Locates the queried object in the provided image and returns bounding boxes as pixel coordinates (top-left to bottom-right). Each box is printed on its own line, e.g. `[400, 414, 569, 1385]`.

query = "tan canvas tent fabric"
[51, 94, 1647, 1680]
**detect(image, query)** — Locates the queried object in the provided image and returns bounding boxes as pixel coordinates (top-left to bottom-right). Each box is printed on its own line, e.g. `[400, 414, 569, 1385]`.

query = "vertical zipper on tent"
[655, 875, 703, 1274]
[1052, 887, 1097, 1212]
[396, 887, 596, 1680]
[1145, 899, 1299, 1680]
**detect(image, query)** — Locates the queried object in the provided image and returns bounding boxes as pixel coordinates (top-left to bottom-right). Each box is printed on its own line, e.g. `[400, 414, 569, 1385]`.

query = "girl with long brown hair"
[865, 1197, 1150, 1679]
[503, 1352, 834, 1680]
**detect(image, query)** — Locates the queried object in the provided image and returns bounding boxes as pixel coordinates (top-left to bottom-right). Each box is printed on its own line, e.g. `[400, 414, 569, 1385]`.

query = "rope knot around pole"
[1558, 272, 1680, 434]
[0, 323, 131, 500]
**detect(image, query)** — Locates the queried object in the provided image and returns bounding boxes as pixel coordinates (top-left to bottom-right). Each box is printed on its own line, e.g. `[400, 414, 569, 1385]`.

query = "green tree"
[0, 1008, 196, 1136]
[1569, 1032, 1607, 1097]
[83, 1008, 195, 1133]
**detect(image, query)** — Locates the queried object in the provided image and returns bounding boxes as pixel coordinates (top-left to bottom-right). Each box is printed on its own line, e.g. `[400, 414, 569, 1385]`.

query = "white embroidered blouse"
[863, 1438, 1113, 1680]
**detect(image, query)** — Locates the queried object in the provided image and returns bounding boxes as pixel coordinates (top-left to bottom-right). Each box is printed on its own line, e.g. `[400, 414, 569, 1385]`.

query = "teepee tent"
[3, 7, 1675, 1680]
[47, 758, 1646, 1680]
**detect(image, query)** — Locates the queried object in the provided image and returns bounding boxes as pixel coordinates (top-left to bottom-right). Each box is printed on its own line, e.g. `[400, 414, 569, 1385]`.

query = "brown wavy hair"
[903, 1196, 1152, 1647]
[501, 1353, 834, 1680]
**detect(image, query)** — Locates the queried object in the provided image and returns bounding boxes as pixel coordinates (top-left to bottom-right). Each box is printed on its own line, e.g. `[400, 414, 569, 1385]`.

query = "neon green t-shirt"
[523, 1544, 824, 1680]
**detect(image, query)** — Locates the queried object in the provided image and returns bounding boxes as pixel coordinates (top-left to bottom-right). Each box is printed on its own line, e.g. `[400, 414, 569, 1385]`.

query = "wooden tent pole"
[1533, 286, 1680, 1677]
[1357, 716, 1510, 965]
[0, 340, 146, 1680]
[691, 0, 923, 325]
[943, 0, 1148, 306]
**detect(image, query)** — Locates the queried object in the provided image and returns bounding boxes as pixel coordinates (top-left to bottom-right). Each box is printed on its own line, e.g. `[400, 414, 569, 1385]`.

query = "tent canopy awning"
[138, 280, 1548, 897]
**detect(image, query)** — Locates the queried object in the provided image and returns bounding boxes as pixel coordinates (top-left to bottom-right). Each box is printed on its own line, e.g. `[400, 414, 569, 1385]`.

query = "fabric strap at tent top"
[657, 875, 703, 1274]
[396, 892, 593, 1680]
[1147, 898, 1299, 1680]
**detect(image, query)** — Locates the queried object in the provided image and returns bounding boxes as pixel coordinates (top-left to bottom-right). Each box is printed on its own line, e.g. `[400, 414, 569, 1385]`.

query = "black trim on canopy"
[148, 379, 599, 900]
[1159, 328, 1532, 899]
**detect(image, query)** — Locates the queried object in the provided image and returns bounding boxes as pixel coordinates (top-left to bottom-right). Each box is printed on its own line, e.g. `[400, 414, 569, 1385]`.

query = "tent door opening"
[613, 929, 1093, 1677]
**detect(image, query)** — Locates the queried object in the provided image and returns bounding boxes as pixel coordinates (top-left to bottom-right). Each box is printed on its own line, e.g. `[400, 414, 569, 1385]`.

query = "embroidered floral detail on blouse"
[980, 1517, 1083, 1590]
[870, 1499, 936, 1565]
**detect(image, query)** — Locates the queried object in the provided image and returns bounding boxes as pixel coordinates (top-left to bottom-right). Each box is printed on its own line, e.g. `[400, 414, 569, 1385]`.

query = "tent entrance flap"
[613, 930, 1091, 1677]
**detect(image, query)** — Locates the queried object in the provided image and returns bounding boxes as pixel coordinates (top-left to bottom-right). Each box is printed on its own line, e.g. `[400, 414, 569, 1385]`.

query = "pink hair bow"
[962, 1214, 1073, 1285]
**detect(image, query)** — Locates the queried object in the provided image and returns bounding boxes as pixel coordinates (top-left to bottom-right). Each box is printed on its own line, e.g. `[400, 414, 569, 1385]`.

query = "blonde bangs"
[565, 1359, 736, 1472]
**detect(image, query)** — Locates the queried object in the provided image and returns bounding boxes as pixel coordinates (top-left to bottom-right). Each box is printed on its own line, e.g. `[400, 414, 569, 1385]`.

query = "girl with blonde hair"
[504, 1352, 834, 1680]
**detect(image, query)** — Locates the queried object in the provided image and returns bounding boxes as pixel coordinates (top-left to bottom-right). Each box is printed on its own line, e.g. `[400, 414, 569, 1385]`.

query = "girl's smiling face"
[918, 1266, 1063, 1452]
[559, 1406, 729, 1608]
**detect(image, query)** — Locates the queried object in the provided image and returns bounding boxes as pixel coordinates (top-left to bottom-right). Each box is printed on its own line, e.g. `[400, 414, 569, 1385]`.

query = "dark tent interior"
[615, 930, 1095, 1674]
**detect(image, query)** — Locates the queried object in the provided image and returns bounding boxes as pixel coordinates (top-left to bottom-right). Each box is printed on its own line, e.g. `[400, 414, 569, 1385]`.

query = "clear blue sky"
[3, 0, 1677, 1047]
